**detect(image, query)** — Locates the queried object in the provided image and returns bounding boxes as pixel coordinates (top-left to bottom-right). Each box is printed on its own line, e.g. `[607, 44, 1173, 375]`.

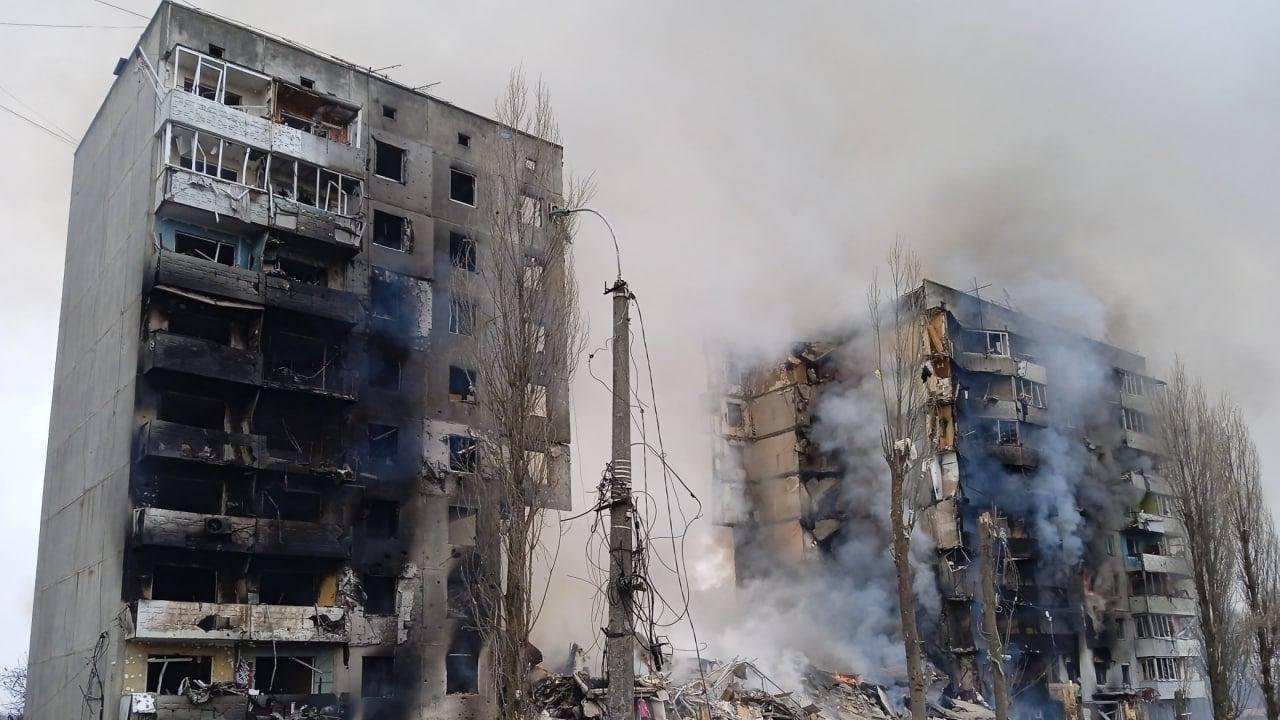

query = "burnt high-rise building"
[712, 280, 1207, 720]
[27, 4, 570, 719]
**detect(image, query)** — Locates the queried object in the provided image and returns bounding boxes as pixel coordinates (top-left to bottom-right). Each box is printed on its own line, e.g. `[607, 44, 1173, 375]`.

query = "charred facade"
[712, 280, 1206, 720]
[28, 5, 569, 719]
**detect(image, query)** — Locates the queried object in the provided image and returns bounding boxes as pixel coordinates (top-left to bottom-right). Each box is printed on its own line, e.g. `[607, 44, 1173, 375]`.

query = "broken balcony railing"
[171, 45, 361, 147]
[166, 124, 364, 217]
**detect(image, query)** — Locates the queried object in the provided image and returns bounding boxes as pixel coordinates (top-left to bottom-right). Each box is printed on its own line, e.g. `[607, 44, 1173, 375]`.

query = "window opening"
[449, 366, 477, 404]
[449, 168, 476, 206]
[450, 232, 476, 272]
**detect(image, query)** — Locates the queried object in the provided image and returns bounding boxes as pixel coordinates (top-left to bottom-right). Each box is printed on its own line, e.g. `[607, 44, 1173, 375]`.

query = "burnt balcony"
[959, 397, 1050, 428]
[262, 274, 362, 326]
[146, 694, 347, 718]
[153, 248, 261, 305]
[985, 443, 1041, 468]
[140, 331, 260, 386]
[130, 599, 348, 643]
[132, 507, 350, 558]
[137, 419, 262, 468]
[262, 363, 357, 402]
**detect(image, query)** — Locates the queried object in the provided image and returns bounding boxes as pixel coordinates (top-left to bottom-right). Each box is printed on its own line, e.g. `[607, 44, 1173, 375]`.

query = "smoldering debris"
[530, 657, 995, 720]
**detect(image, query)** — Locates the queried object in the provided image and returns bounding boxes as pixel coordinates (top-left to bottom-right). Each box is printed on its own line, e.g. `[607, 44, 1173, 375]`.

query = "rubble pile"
[531, 659, 995, 720]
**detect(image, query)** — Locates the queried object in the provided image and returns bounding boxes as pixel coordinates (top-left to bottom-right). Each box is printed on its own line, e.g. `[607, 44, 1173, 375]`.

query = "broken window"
[457, 132, 471, 148]
[363, 575, 396, 615]
[966, 329, 1010, 357]
[1014, 378, 1047, 409]
[524, 157, 537, 172]
[260, 488, 322, 522]
[1150, 493, 1177, 517]
[172, 47, 270, 112]
[382, 105, 397, 120]
[368, 343, 403, 390]
[375, 141, 405, 182]
[1141, 657, 1184, 682]
[373, 211, 407, 251]
[1121, 371, 1146, 396]
[159, 391, 226, 430]
[992, 419, 1020, 446]
[362, 656, 395, 697]
[167, 125, 266, 187]
[1094, 662, 1108, 686]
[148, 655, 212, 695]
[450, 232, 477, 272]
[520, 194, 543, 227]
[364, 500, 399, 538]
[528, 383, 547, 418]
[174, 233, 237, 266]
[1135, 614, 1178, 639]
[166, 307, 234, 345]
[263, 153, 363, 215]
[273, 81, 359, 144]
[1121, 408, 1149, 433]
[448, 435, 476, 472]
[450, 168, 476, 206]
[725, 401, 745, 428]
[266, 255, 328, 286]
[526, 450, 548, 485]
[207, 44, 224, 58]
[258, 571, 318, 605]
[255, 656, 315, 694]
[152, 476, 223, 515]
[448, 366, 477, 404]
[263, 330, 336, 391]
[152, 565, 218, 602]
[446, 626, 481, 694]
[370, 272, 400, 320]
[449, 297, 476, 335]
[368, 424, 400, 464]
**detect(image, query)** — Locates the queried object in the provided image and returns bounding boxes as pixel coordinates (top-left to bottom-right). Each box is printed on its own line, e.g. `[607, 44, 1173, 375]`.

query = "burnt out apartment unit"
[28, 5, 570, 719]
[712, 280, 1207, 720]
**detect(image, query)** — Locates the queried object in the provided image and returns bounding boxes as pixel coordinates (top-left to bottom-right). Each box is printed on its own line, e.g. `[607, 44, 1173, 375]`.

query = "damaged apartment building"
[27, 4, 570, 719]
[712, 280, 1206, 720]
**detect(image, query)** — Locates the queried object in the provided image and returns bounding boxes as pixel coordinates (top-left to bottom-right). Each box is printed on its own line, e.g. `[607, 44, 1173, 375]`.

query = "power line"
[0, 84, 76, 143]
[0, 21, 144, 28]
[0, 103, 76, 146]
[90, 0, 151, 20]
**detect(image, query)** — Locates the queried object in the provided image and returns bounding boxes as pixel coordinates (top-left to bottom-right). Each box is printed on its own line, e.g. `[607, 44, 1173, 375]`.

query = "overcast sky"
[1, 0, 1277, 672]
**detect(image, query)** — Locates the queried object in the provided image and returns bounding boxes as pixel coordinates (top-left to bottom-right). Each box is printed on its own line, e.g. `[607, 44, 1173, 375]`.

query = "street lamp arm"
[549, 206, 623, 282]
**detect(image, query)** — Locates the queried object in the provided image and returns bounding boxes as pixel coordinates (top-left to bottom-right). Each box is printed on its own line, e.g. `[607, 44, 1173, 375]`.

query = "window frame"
[449, 168, 477, 207]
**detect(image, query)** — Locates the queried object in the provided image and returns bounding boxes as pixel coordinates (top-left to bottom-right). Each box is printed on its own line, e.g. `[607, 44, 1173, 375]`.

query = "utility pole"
[979, 511, 1011, 720]
[605, 278, 635, 720]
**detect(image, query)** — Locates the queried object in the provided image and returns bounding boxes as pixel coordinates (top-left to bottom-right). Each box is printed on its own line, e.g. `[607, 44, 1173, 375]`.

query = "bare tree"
[1223, 403, 1280, 720]
[867, 243, 930, 720]
[458, 69, 591, 720]
[1154, 360, 1245, 720]
[0, 662, 25, 718]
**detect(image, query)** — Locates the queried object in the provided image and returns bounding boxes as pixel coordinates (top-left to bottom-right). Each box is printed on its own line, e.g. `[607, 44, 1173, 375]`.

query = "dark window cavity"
[373, 210, 407, 250]
[363, 575, 397, 615]
[448, 366, 476, 404]
[375, 141, 405, 182]
[255, 656, 314, 693]
[450, 232, 476, 272]
[362, 656, 395, 698]
[152, 565, 218, 602]
[449, 168, 476, 206]
[368, 343, 403, 390]
[368, 424, 399, 463]
[299, 77, 315, 89]
[382, 105, 397, 120]
[446, 626, 481, 694]
[207, 44, 225, 58]
[258, 571, 318, 606]
[175, 233, 236, 266]
[457, 132, 471, 148]
[158, 391, 226, 430]
[448, 435, 476, 472]
[370, 273, 400, 320]
[148, 655, 212, 694]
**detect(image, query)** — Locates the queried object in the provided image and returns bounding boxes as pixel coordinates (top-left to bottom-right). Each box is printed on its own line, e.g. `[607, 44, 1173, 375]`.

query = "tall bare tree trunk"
[868, 243, 929, 720]
[978, 513, 1009, 720]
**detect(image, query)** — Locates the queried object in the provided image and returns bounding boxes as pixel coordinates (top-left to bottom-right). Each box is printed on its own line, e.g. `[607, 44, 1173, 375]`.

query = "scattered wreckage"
[531, 658, 995, 720]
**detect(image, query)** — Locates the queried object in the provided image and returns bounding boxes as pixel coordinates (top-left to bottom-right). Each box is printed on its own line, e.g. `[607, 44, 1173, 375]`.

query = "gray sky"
[2, 0, 1278, 672]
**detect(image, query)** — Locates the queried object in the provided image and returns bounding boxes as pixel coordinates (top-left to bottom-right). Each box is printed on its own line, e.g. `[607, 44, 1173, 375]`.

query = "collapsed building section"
[712, 280, 1204, 720]
[28, 4, 570, 719]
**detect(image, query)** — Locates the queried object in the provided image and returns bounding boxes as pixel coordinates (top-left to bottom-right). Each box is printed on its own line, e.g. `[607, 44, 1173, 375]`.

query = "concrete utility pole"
[605, 278, 635, 720]
[979, 511, 1011, 720]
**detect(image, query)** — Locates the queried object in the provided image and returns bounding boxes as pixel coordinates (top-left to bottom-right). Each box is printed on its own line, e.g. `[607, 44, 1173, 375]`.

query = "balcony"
[953, 352, 1048, 383]
[137, 419, 262, 468]
[146, 693, 346, 718]
[158, 84, 365, 178]
[262, 274, 361, 325]
[1140, 680, 1206, 701]
[262, 362, 357, 402]
[140, 332, 260, 386]
[1125, 553, 1191, 576]
[153, 248, 261, 305]
[133, 507, 351, 558]
[959, 398, 1050, 427]
[1134, 637, 1199, 658]
[131, 599, 348, 643]
[985, 443, 1041, 469]
[1122, 429, 1162, 456]
[1129, 595, 1197, 616]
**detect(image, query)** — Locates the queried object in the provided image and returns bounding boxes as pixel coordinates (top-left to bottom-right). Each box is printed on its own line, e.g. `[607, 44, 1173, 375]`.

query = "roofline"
[156, 1, 564, 150]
